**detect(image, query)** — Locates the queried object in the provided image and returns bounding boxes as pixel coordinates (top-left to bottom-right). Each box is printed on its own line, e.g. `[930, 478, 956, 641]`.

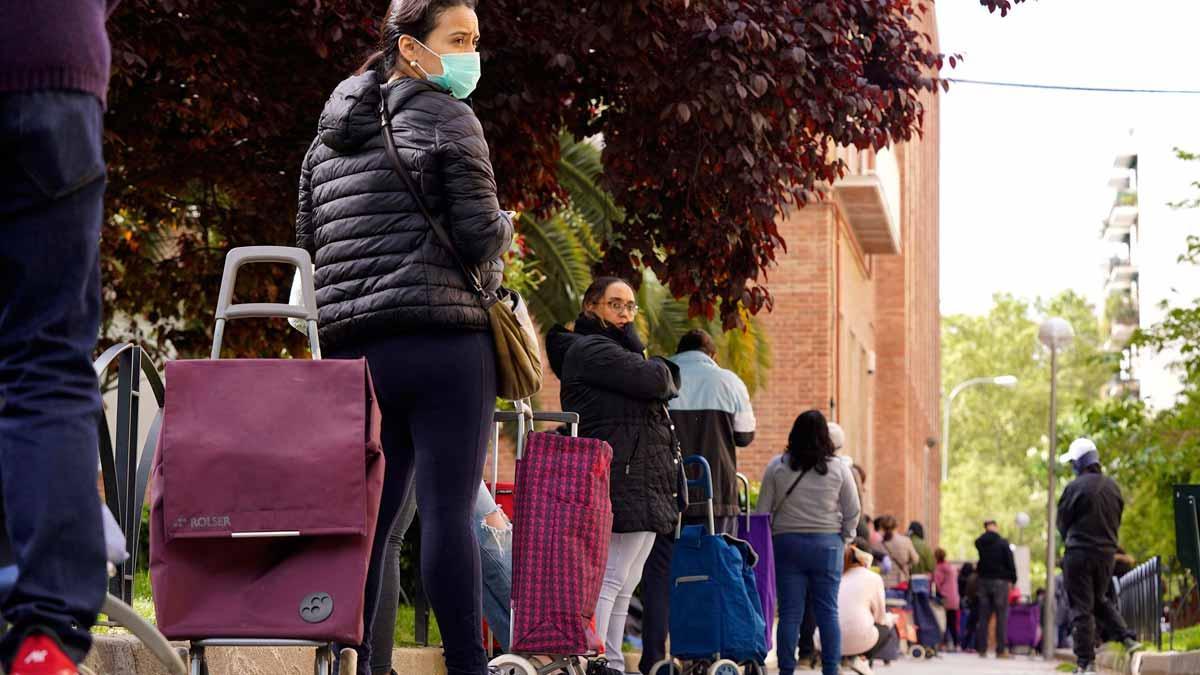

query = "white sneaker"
[846, 655, 874, 675]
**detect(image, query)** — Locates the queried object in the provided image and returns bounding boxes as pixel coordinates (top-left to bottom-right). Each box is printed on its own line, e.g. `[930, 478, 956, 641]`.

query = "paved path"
[814, 652, 1065, 674]
[756, 652, 1065, 674]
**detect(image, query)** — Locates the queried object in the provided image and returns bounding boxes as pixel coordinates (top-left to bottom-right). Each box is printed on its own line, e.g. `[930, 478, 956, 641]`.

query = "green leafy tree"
[101, 0, 981, 363]
[941, 292, 1114, 579]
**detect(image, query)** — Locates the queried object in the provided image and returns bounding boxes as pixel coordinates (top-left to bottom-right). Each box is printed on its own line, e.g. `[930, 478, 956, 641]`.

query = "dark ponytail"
[355, 0, 478, 77]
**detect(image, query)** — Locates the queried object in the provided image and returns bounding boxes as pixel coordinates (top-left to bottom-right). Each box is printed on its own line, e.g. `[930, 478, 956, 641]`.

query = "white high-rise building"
[1100, 131, 1200, 409]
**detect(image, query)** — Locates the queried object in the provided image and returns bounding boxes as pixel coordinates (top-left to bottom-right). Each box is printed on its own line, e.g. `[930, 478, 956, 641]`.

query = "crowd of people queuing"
[0, 1, 1146, 675]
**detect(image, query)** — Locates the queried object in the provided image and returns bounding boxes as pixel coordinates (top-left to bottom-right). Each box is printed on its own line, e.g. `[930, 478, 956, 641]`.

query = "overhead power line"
[945, 77, 1200, 95]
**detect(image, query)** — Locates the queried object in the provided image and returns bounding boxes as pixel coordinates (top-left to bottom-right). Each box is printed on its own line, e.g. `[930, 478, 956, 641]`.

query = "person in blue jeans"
[371, 480, 513, 673]
[756, 410, 861, 675]
[0, 2, 121, 674]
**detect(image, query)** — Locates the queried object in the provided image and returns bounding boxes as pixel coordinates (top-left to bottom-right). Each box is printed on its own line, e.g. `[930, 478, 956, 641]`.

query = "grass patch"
[394, 604, 441, 648]
[94, 571, 155, 635]
[1163, 623, 1200, 652]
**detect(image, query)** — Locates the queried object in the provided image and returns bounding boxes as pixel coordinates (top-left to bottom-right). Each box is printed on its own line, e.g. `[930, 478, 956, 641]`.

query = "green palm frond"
[705, 313, 773, 397]
[522, 208, 598, 329]
[520, 131, 772, 397]
[636, 269, 692, 356]
[555, 132, 623, 243]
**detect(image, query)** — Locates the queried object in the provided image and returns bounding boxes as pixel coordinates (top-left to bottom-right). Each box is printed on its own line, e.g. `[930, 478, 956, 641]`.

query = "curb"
[1097, 647, 1200, 675]
[84, 635, 447, 675]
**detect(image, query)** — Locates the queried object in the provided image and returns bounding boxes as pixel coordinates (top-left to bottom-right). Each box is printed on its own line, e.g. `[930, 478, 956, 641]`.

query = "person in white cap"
[1057, 438, 1141, 674]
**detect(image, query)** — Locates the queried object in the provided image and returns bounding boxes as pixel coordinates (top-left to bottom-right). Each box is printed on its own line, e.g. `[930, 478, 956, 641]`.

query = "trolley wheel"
[488, 654, 539, 675]
[706, 659, 739, 675]
[339, 647, 358, 673]
[925, 646, 937, 659]
[648, 659, 683, 675]
[909, 645, 926, 659]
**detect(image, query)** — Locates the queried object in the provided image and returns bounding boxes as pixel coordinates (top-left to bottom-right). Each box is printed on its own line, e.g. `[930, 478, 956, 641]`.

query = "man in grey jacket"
[638, 330, 756, 674]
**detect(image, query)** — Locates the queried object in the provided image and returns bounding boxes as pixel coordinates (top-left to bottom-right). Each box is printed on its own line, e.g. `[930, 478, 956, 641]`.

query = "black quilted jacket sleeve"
[577, 341, 679, 401]
[295, 137, 320, 255]
[436, 109, 514, 265]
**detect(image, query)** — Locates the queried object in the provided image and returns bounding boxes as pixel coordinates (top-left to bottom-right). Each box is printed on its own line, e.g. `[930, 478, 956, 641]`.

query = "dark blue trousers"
[0, 90, 109, 667]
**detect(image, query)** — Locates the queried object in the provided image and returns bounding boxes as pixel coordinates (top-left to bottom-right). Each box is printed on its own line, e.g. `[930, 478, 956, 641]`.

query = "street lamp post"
[941, 374, 1019, 482]
[1015, 511, 1031, 547]
[1039, 317, 1074, 660]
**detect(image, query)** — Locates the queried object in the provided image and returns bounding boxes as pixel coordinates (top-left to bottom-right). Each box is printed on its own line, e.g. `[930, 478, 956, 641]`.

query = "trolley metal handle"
[488, 408, 582, 493]
[677, 455, 716, 538]
[737, 472, 752, 531]
[211, 246, 321, 359]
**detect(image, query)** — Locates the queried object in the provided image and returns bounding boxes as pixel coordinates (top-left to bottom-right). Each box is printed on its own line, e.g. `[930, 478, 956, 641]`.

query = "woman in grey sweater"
[756, 410, 861, 675]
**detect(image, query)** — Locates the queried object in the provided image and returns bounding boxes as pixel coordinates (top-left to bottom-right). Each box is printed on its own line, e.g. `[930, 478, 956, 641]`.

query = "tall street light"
[1039, 316, 1074, 660]
[941, 374, 1019, 482]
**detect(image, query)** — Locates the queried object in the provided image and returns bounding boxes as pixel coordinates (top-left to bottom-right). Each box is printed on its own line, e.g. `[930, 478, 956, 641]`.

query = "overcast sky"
[937, 0, 1200, 317]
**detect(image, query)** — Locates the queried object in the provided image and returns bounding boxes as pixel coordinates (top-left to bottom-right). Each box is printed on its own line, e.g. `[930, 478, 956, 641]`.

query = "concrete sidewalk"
[859, 652, 1063, 674]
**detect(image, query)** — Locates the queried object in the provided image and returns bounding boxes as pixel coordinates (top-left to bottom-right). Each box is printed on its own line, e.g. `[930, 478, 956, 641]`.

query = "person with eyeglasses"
[546, 277, 681, 675]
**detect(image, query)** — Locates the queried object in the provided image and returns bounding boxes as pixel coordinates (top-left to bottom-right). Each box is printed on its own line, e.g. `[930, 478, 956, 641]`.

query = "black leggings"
[370, 472, 417, 674]
[943, 608, 960, 647]
[332, 331, 496, 675]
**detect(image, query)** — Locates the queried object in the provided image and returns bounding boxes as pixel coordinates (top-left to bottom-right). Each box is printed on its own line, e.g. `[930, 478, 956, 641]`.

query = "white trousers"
[593, 530, 657, 670]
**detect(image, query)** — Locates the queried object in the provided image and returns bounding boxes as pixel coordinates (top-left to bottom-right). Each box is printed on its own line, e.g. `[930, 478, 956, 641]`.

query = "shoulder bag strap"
[770, 466, 809, 515]
[662, 404, 690, 512]
[377, 84, 489, 302]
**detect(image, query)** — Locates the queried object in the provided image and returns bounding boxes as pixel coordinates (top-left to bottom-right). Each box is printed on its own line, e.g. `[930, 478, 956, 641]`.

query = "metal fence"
[1116, 556, 1163, 651]
[95, 343, 164, 604]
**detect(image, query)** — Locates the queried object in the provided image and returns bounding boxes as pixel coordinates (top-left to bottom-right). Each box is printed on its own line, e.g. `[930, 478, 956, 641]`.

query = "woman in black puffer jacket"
[546, 277, 680, 675]
[295, 2, 512, 674]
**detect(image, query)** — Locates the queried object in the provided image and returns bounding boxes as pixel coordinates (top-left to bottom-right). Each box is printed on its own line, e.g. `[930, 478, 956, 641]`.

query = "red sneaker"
[9, 632, 77, 675]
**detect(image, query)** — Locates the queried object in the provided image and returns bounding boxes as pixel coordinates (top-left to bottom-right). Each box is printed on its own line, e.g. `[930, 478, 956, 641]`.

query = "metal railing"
[1116, 556, 1163, 650]
[94, 342, 164, 604]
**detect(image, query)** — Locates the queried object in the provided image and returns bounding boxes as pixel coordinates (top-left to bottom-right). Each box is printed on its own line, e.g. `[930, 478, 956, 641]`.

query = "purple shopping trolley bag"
[149, 247, 385, 645]
[736, 473, 776, 650]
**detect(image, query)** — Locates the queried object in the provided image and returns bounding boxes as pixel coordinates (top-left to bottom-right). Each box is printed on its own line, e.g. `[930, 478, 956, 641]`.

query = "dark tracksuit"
[1057, 470, 1135, 665]
[974, 531, 1017, 654]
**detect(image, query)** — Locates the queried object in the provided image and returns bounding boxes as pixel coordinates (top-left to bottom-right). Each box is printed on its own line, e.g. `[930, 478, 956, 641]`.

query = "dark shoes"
[1122, 637, 1145, 653]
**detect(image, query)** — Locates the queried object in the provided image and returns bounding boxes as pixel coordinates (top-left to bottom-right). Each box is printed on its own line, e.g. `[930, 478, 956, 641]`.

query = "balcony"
[832, 146, 901, 255]
[1105, 258, 1138, 292]
[1105, 377, 1141, 400]
[1102, 204, 1138, 242]
[1110, 322, 1136, 347]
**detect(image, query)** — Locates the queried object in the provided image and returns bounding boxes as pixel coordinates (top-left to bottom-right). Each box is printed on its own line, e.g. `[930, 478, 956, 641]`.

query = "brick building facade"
[745, 71, 942, 541]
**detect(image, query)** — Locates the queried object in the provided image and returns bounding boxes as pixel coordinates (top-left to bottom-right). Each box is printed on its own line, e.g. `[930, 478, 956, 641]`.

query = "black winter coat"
[1057, 471, 1124, 555]
[975, 531, 1018, 583]
[296, 72, 514, 350]
[547, 323, 681, 534]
